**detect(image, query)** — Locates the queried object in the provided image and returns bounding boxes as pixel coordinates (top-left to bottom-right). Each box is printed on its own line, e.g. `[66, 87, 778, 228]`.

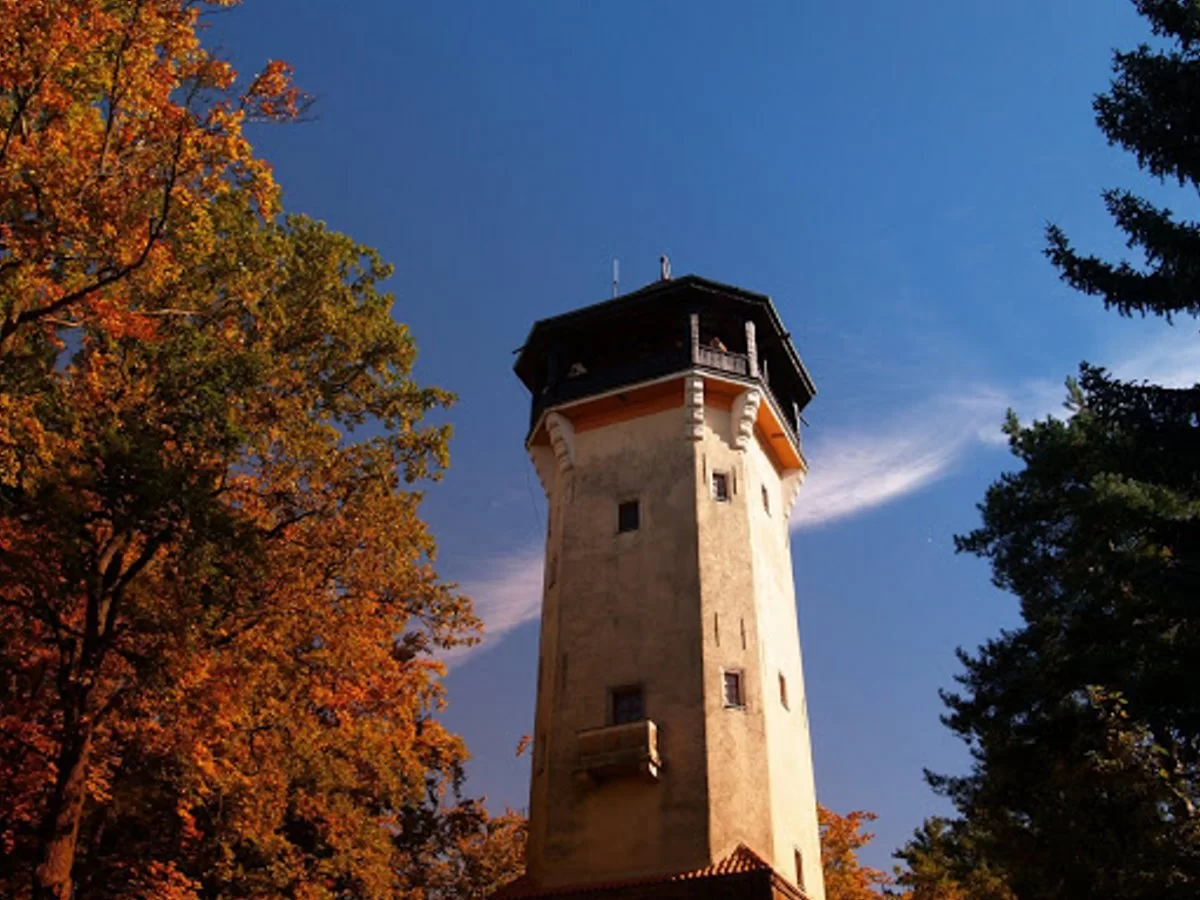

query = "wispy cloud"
[445, 549, 544, 667]
[791, 328, 1200, 530]
[790, 387, 1009, 530]
[452, 330, 1200, 662]
[1111, 326, 1200, 388]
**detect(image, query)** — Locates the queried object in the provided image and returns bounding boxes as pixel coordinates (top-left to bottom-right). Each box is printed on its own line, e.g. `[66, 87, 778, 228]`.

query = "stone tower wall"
[743, 425, 823, 899]
[530, 405, 711, 888]
[524, 376, 823, 900]
[695, 402, 824, 900]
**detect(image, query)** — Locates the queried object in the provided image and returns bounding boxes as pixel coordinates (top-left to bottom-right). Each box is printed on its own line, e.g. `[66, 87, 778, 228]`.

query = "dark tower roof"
[514, 274, 815, 401]
[513, 275, 816, 447]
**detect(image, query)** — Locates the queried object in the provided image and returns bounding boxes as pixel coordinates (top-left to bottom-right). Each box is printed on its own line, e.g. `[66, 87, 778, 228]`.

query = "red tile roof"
[493, 843, 808, 899]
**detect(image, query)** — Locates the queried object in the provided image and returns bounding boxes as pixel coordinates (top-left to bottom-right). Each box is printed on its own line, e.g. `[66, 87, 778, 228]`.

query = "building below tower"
[496, 843, 807, 899]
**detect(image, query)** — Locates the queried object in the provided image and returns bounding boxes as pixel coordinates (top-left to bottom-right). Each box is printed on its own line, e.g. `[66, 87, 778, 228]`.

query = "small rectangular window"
[779, 673, 789, 710]
[611, 686, 644, 724]
[711, 472, 730, 502]
[762, 485, 771, 515]
[722, 670, 744, 708]
[617, 499, 640, 533]
[795, 849, 805, 890]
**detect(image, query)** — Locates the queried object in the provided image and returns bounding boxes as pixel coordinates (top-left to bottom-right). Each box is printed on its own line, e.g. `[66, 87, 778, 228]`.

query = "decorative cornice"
[684, 375, 705, 440]
[731, 389, 761, 451]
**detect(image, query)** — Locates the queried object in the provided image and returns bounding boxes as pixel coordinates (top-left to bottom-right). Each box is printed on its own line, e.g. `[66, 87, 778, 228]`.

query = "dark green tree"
[923, 370, 1200, 899]
[899, 2, 1200, 897]
[1047, 0, 1200, 318]
[892, 817, 1013, 900]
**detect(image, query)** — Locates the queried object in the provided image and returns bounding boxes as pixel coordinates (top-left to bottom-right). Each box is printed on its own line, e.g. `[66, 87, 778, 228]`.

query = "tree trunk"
[33, 729, 92, 900]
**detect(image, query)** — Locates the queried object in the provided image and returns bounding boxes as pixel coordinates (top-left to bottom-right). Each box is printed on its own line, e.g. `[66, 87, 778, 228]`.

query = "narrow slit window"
[722, 670, 744, 709]
[779, 673, 789, 710]
[762, 484, 771, 515]
[611, 686, 645, 725]
[711, 471, 730, 502]
[795, 849, 805, 890]
[617, 499, 640, 533]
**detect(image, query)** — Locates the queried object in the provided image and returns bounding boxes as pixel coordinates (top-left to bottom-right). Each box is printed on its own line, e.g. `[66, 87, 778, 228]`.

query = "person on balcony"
[708, 336, 727, 352]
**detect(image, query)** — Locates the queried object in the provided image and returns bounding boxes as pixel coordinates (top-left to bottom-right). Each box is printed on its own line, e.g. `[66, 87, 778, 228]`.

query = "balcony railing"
[576, 719, 661, 782]
[694, 346, 748, 376]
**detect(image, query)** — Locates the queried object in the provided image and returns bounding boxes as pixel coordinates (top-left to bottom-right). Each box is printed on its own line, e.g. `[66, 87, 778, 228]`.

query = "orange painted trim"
[527, 371, 806, 473]
[529, 377, 686, 441]
[755, 398, 803, 471]
[573, 390, 682, 433]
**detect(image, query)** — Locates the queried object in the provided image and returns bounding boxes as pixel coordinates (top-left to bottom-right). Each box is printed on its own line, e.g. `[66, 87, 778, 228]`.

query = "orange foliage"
[0, 4, 505, 899]
[819, 805, 894, 900]
[0, 0, 309, 358]
[393, 801, 527, 899]
[0, 210, 483, 897]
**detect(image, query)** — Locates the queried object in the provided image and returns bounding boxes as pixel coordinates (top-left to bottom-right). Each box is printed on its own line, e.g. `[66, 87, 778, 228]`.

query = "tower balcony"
[694, 344, 749, 376]
[576, 719, 662, 783]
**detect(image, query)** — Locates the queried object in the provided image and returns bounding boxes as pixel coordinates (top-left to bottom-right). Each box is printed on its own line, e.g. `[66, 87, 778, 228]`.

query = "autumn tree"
[0, 0, 307, 360]
[818, 805, 891, 900]
[0, 3, 515, 898]
[393, 798, 526, 899]
[818, 806, 1011, 900]
[902, 2, 1200, 897]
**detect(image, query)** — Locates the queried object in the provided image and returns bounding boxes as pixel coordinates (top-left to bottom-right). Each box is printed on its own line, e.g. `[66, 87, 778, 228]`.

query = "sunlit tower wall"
[503, 275, 824, 900]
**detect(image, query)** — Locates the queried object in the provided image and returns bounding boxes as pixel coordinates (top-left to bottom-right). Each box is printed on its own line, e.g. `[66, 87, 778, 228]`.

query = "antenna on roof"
[660, 254, 672, 281]
[612, 258, 620, 298]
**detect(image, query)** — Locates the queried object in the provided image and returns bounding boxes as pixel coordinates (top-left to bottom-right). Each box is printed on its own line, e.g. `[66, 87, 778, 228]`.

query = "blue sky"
[212, 0, 1200, 871]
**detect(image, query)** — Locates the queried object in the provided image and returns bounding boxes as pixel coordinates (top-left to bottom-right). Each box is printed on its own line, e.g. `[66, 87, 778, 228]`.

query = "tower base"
[493, 844, 807, 900]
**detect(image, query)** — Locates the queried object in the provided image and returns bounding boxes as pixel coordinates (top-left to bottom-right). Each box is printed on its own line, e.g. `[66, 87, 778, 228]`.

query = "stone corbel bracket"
[528, 411, 576, 499]
[528, 444, 556, 498]
[730, 389, 761, 451]
[783, 469, 806, 520]
[685, 375, 705, 440]
[546, 412, 576, 472]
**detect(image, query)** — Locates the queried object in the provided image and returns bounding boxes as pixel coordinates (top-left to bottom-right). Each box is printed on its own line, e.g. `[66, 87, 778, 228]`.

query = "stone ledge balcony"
[576, 719, 661, 783]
